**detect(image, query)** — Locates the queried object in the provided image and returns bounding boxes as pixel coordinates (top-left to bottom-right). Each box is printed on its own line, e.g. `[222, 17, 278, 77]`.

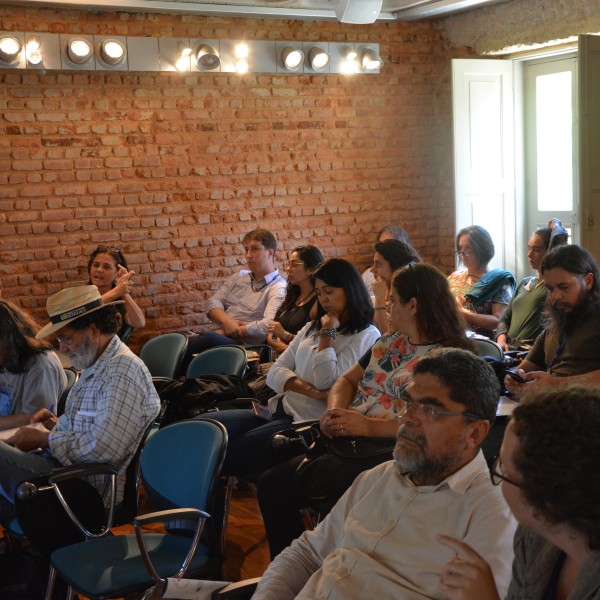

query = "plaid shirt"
[48, 335, 160, 502]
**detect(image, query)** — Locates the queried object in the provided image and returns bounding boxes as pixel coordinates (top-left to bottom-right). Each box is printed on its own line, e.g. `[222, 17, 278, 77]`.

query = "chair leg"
[221, 476, 237, 556]
[45, 566, 57, 600]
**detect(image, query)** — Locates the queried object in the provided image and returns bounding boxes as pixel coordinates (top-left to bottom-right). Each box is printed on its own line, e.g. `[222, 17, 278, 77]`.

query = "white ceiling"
[1, 0, 514, 22]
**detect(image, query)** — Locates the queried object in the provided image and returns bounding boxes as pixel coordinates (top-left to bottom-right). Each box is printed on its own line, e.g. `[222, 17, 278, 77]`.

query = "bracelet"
[374, 306, 386, 311]
[283, 331, 293, 342]
[320, 327, 337, 339]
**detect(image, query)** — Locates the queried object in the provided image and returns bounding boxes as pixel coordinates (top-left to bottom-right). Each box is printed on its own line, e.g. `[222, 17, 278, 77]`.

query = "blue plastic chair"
[46, 419, 228, 600]
[186, 345, 248, 380]
[140, 332, 189, 379]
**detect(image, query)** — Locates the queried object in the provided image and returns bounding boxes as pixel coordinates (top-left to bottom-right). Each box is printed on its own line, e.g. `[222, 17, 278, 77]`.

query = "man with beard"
[253, 348, 516, 600]
[505, 244, 600, 396]
[0, 285, 160, 524]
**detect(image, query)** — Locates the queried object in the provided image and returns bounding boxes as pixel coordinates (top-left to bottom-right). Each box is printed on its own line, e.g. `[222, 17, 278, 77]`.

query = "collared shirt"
[48, 335, 160, 502]
[266, 322, 380, 421]
[205, 269, 286, 344]
[254, 452, 517, 600]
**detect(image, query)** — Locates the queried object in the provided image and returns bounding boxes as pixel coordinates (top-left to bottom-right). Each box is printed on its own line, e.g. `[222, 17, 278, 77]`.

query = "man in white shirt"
[182, 229, 287, 370]
[253, 348, 517, 600]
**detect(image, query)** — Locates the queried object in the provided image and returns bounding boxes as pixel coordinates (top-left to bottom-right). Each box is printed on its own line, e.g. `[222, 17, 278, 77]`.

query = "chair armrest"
[134, 507, 210, 528]
[212, 578, 261, 599]
[48, 462, 119, 484]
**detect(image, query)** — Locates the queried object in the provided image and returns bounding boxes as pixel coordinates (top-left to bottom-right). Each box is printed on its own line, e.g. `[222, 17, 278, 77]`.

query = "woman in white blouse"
[200, 258, 380, 479]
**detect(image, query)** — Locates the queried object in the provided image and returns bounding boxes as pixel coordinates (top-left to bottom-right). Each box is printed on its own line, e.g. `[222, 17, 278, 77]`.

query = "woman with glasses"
[267, 245, 324, 356]
[448, 225, 516, 339]
[496, 220, 568, 352]
[258, 263, 473, 558]
[87, 245, 145, 342]
[438, 384, 600, 600]
[369, 239, 420, 333]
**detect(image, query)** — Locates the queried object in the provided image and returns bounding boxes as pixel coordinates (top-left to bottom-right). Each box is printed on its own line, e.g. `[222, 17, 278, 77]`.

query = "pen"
[48, 404, 55, 415]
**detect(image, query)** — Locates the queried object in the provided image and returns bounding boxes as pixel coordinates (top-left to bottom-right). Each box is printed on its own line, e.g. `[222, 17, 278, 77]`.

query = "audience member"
[0, 285, 160, 523]
[362, 225, 414, 293]
[258, 263, 472, 558]
[505, 244, 600, 396]
[253, 348, 516, 600]
[87, 245, 145, 341]
[496, 221, 568, 351]
[267, 245, 323, 356]
[448, 225, 516, 339]
[370, 239, 420, 332]
[182, 229, 286, 371]
[438, 384, 600, 600]
[0, 300, 66, 430]
[198, 258, 379, 479]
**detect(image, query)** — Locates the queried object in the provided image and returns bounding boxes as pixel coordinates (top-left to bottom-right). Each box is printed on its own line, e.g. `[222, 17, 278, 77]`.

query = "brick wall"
[0, 6, 471, 349]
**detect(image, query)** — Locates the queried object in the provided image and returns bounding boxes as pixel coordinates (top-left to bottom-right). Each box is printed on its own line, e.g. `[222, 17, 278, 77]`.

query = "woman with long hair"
[448, 225, 516, 339]
[199, 258, 380, 477]
[87, 245, 145, 341]
[438, 384, 600, 600]
[496, 220, 568, 351]
[267, 245, 324, 355]
[370, 239, 420, 333]
[0, 300, 66, 430]
[258, 263, 473, 558]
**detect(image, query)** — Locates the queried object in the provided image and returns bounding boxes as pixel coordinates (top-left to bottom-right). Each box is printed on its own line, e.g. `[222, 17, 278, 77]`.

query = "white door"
[452, 59, 516, 273]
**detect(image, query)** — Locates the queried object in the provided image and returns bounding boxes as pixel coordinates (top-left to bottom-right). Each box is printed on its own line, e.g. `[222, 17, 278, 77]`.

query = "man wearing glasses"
[254, 348, 516, 600]
[0, 285, 160, 525]
[505, 244, 600, 396]
[181, 228, 286, 370]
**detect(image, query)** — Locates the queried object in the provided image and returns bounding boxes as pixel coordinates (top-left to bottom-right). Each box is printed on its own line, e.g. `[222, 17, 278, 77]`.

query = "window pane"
[536, 72, 573, 211]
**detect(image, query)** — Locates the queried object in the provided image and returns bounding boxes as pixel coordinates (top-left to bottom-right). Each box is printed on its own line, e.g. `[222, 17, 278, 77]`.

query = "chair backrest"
[186, 345, 248, 380]
[472, 337, 504, 361]
[140, 419, 227, 512]
[57, 367, 79, 416]
[139, 332, 188, 379]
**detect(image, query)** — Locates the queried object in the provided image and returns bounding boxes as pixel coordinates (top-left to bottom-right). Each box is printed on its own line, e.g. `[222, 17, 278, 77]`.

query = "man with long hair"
[0, 300, 66, 430]
[505, 244, 600, 395]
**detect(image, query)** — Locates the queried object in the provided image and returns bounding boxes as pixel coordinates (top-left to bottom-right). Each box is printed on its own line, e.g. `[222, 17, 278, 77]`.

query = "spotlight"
[308, 47, 329, 71]
[100, 39, 126, 66]
[196, 44, 220, 70]
[0, 35, 21, 64]
[67, 38, 93, 65]
[360, 47, 383, 72]
[281, 46, 304, 72]
[26, 38, 42, 65]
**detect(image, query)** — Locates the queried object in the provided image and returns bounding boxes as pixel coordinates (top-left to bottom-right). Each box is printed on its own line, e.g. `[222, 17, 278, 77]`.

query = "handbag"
[294, 424, 395, 513]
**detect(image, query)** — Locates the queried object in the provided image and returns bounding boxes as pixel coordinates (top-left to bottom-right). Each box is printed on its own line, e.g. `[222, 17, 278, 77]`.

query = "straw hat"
[36, 285, 124, 339]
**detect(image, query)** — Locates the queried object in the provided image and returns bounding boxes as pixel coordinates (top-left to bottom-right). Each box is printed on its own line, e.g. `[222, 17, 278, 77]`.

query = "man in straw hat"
[0, 285, 160, 523]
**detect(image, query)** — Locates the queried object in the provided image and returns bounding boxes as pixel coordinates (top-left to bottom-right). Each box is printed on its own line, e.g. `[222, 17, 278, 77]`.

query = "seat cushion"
[51, 533, 212, 598]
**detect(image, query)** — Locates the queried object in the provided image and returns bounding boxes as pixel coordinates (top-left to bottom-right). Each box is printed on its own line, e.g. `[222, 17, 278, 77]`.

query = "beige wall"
[444, 0, 600, 55]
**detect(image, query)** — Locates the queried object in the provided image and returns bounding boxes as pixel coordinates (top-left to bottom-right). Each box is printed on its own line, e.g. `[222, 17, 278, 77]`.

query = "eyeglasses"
[285, 261, 305, 269]
[96, 245, 124, 260]
[490, 455, 524, 488]
[55, 335, 73, 346]
[455, 248, 474, 258]
[393, 393, 482, 422]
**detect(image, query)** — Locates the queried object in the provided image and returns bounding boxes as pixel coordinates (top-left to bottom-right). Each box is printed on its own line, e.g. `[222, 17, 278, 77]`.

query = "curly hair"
[0, 300, 53, 373]
[392, 263, 472, 352]
[412, 347, 499, 424]
[456, 225, 495, 267]
[67, 305, 122, 336]
[511, 385, 600, 550]
[310, 258, 374, 335]
[374, 239, 420, 272]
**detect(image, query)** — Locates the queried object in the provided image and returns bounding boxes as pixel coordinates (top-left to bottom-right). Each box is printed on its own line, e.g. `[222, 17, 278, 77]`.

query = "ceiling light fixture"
[0, 35, 21, 64]
[100, 39, 126, 66]
[67, 38, 93, 65]
[281, 46, 304, 72]
[308, 47, 329, 71]
[26, 38, 42, 65]
[196, 44, 220, 70]
[360, 47, 384, 72]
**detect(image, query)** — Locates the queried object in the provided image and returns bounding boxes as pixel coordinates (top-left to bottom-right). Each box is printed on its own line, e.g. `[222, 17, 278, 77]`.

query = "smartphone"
[252, 400, 273, 422]
[506, 369, 526, 383]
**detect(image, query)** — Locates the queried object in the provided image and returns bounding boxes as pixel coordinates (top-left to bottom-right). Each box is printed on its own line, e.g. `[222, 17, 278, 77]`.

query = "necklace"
[296, 289, 316, 306]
